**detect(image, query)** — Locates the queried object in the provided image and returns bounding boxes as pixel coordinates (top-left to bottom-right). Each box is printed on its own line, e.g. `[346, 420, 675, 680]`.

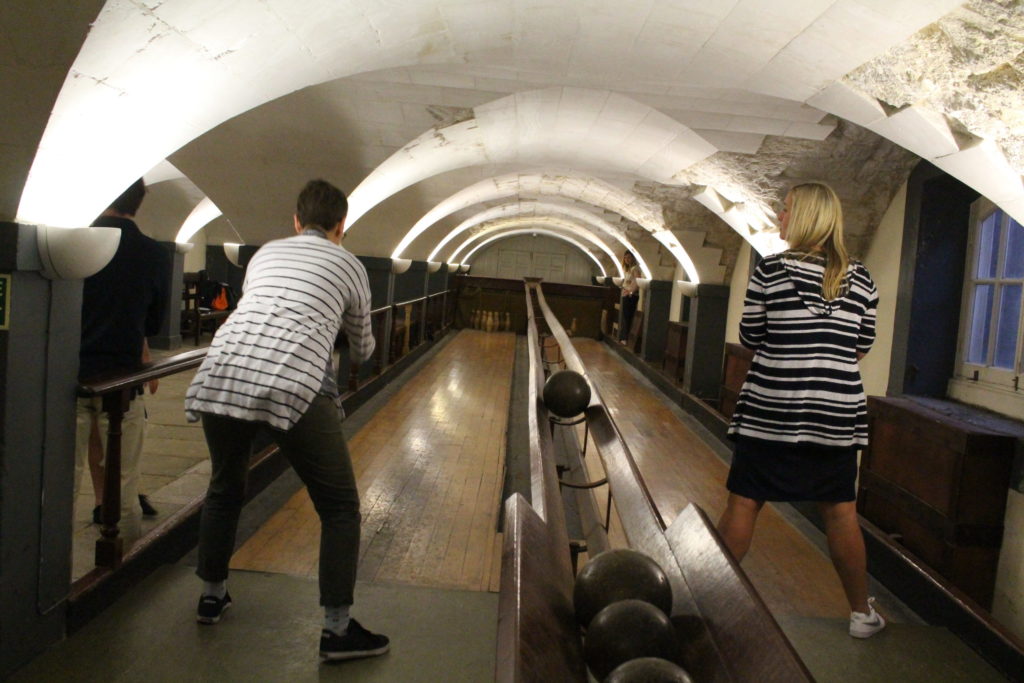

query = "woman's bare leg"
[716, 493, 764, 562]
[818, 501, 870, 613]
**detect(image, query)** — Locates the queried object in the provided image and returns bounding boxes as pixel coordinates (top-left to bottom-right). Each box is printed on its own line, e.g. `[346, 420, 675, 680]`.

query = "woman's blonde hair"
[785, 182, 849, 301]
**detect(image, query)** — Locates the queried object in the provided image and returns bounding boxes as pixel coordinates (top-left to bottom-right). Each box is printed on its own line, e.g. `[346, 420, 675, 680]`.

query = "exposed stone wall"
[637, 121, 918, 274]
[633, 182, 742, 281]
[633, 1, 1024, 276]
[847, 0, 1024, 172]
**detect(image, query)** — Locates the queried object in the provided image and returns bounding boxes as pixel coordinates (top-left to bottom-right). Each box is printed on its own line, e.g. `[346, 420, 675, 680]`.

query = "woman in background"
[619, 250, 641, 343]
[716, 182, 885, 639]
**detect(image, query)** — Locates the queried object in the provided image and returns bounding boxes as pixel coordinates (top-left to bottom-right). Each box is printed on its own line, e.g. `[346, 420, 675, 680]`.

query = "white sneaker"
[849, 597, 886, 638]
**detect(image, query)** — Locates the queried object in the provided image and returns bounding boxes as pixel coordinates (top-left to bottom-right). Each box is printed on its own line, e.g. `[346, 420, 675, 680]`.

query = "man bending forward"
[185, 179, 388, 661]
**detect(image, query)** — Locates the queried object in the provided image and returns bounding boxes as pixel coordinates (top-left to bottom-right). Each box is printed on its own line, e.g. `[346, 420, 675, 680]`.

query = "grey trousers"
[195, 395, 361, 607]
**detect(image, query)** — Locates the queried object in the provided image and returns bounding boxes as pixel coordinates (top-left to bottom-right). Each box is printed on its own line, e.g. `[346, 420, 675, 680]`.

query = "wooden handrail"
[77, 348, 207, 398]
[393, 295, 428, 308]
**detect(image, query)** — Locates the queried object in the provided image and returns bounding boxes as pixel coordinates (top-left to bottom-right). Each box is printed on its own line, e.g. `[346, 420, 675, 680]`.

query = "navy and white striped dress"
[185, 230, 374, 431]
[727, 251, 878, 449]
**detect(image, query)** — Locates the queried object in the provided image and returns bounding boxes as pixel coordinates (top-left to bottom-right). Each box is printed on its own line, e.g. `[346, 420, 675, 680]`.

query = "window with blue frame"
[961, 202, 1024, 382]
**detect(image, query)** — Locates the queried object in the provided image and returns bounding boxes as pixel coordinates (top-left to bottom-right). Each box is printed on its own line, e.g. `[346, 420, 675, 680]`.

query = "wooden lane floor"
[230, 329, 513, 593]
[570, 337, 853, 620]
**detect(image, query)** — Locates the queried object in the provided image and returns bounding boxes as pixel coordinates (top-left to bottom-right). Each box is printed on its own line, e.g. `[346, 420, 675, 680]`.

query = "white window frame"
[954, 198, 1024, 391]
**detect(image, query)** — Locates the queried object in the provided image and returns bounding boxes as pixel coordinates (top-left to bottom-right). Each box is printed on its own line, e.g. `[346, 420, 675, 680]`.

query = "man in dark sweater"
[75, 178, 170, 538]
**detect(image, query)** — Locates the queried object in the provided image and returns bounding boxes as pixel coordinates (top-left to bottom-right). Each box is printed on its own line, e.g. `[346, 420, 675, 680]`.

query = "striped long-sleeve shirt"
[727, 251, 878, 448]
[185, 230, 374, 431]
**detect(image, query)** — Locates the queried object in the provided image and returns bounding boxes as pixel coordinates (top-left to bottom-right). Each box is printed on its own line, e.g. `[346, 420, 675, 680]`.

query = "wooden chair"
[181, 271, 231, 345]
[627, 309, 643, 353]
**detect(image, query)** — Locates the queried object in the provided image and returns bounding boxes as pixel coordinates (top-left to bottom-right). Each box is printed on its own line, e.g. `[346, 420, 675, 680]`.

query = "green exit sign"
[0, 274, 10, 330]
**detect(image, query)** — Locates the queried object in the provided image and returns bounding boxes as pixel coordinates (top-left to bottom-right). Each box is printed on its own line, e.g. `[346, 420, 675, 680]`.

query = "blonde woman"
[716, 182, 885, 638]
[619, 250, 642, 342]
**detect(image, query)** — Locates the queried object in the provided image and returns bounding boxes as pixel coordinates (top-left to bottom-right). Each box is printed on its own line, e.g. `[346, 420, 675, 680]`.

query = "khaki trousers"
[74, 395, 145, 540]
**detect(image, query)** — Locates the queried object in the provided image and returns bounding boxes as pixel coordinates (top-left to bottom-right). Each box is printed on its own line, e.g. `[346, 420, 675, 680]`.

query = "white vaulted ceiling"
[426, 200, 650, 278]
[9, 0, 1022, 284]
[344, 88, 719, 226]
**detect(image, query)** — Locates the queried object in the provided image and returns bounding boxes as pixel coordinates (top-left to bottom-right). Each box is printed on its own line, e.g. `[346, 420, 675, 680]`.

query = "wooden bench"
[181, 271, 231, 345]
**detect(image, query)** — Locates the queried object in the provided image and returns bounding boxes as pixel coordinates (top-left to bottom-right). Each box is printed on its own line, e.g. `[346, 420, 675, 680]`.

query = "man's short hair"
[108, 178, 147, 216]
[296, 179, 348, 230]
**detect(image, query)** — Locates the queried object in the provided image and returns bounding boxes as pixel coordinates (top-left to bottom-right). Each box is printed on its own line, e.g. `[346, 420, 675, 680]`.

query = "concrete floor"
[776, 616, 1005, 682]
[12, 564, 498, 683]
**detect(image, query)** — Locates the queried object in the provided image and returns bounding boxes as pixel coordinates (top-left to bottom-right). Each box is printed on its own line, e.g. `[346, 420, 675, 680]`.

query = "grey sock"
[324, 605, 351, 636]
[202, 581, 226, 599]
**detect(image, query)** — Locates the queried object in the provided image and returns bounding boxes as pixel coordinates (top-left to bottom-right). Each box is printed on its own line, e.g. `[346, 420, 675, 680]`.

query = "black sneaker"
[138, 494, 158, 517]
[319, 619, 390, 661]
[196, 592, 232, 624]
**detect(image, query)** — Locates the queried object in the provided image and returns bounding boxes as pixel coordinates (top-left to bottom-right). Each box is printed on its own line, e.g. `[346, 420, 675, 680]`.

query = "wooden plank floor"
[571, 338, 852, 620]
[230, 330, 513, 593]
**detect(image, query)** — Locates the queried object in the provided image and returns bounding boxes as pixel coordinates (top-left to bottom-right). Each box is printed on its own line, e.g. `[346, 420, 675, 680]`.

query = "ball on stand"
[542, 369, 592, 418]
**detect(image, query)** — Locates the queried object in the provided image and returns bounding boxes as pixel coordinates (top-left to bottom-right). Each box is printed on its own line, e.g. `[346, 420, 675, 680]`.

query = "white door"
[496, 249, 532, 279]
[532, 252, 567, 282]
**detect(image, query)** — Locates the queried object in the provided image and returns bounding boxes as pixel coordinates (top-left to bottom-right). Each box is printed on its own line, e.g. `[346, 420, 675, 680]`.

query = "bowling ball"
[574, 548, 672, 627]
[605, 657, 695, 683]
[542, 369, 591, 418]
[583, 599, 678, 680]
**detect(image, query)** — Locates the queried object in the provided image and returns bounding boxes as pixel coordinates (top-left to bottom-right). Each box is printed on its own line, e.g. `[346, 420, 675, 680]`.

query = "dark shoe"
[196, 592, 232, 624]
[92, 505, 101, 524]
[138, 494, 158, 517]
[319, 619, 390, 661]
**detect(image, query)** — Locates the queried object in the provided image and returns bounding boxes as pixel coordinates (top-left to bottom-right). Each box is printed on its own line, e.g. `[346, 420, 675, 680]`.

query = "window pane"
[994, 285, 1022, 369]
[977, 210, 1002, 278]
[1005, 215, 1024, 278]
[966, 284, 994, 364]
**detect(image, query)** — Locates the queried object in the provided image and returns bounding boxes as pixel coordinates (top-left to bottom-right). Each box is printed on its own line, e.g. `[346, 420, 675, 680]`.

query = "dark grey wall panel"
[1, 225, 79, 677]
[358, 256, 393, 310]
[393, 261, 428, 303]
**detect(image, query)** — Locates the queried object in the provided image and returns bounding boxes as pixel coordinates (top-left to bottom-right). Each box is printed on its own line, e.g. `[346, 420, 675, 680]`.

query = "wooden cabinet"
[662, 321, 688, 383]
[859, 396, 1019, 608]
[719, 343, 753, 420]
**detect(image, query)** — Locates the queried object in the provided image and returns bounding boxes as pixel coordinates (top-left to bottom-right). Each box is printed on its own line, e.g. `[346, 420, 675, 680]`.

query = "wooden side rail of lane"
[495, 282, 586, 682]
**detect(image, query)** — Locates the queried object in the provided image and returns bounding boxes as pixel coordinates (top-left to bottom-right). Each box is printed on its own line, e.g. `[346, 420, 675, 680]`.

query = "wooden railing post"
[95, 388, 131, 568]
[374, 312, 385, 375]
[420, 298, 428, 344]
[347, 362, 359, 392]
